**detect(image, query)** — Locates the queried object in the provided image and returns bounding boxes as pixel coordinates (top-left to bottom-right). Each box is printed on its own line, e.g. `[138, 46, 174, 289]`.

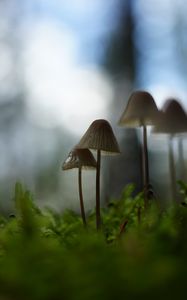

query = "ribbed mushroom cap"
[62, 148, 97, 170]
[118, 91, 159, 127]
[153, 99, 187, 134]
[76, 119, 120, 154]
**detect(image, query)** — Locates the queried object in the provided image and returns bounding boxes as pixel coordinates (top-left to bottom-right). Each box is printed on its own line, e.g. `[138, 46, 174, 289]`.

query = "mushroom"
[118, 91, 159, 208]
[153, 98, 187, 201]
[153, 98, 187, 134]
[62, 148, 96, 226]
[76, 119, 120, 230]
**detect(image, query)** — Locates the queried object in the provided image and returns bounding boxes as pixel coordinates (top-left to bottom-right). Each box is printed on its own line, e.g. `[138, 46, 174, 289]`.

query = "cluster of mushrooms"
[62, 91, 187, 229]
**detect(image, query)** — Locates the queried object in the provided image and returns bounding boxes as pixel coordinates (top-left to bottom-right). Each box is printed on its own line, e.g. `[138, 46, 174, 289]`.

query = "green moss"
[0, 182, 186, 299]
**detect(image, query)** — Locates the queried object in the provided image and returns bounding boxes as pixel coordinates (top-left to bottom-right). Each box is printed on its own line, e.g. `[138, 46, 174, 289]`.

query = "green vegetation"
[0, 182, 187, 299]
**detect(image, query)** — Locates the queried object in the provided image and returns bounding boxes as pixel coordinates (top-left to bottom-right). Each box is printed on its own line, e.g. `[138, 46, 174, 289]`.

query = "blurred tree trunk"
[102, 0, 142, 199]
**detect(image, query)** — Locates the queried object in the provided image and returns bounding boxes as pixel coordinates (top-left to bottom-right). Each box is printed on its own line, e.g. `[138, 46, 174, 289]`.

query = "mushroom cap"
[62, 148, 97, 170]
[76, 119, 120, 154]
[118, 91, 159, 127]
[153, 99, 187, 134]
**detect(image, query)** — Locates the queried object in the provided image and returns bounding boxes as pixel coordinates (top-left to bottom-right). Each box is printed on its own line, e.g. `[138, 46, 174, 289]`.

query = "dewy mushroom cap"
[153, 99, 187, 134]
[76, 119, 120, 154]
[62, 148, 97, 170]
[118, 91, 159, 127]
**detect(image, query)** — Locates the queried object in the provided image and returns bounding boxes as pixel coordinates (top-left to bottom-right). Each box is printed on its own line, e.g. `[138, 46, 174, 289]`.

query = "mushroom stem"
[78, 166, 87, 226]
[96, 149, 101, 230]
[168, 136, 177, 202]
[178, 137, 186, 182]
[142, 125, 150, 208]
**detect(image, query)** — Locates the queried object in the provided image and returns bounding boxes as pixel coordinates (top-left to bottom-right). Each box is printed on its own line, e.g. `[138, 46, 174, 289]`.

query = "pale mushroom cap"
[153, 99, 187, 134]
[76, 119, 120, 154]
[118, 91, 159, 127]
[62, 148, 97, 170]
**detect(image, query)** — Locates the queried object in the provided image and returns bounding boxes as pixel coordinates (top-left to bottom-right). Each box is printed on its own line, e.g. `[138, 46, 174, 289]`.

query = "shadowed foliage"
[0, 182, 186, 299]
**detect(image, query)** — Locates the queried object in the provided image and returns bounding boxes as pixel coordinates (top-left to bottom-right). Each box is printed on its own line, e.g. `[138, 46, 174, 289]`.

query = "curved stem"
[96, 149, 101, 230]
[169, 136, 177, 202]
[78, 167, 87, 226]
[142, 125, 149, 208]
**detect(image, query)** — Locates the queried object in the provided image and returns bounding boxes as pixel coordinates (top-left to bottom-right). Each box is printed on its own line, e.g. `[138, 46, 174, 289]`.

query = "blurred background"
[0, 0, 187, 214]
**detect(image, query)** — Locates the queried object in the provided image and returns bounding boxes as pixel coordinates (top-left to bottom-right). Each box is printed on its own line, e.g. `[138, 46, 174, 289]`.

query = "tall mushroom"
[153, 98, 187, 201]
[118, 91, 159, 208]
[76, 119, 120, 230]
[62, 148, 96, 226]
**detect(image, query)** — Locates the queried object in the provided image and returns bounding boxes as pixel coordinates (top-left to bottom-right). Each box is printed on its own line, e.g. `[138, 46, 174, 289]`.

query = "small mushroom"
[153, 98, 187, 201]
[62, 148, 96, 226]
[76, 119, 120, 230]
[153, 99, 187, 134]
[118, 91, 159, 208]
